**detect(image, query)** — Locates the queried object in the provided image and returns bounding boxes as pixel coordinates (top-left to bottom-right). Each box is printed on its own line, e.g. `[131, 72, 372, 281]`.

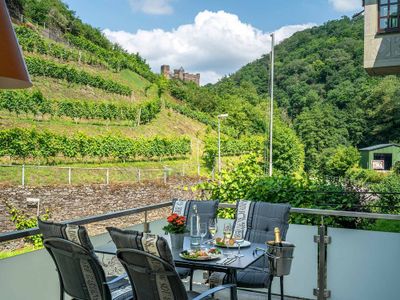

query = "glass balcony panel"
[270, 224, 318, 299]
[327, 227, 400, 300]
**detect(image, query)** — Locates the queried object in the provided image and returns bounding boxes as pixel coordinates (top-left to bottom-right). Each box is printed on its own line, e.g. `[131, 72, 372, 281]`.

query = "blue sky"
[63, 0, 362, 84]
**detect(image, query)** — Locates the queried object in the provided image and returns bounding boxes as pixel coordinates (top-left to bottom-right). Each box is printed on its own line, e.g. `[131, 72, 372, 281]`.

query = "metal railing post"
[137, 169, 141, 182]
[21, 164, 25, 187]
[106, 168, 110, 185]
[314, 218, 331, 300]
[143, 210, 150, 233]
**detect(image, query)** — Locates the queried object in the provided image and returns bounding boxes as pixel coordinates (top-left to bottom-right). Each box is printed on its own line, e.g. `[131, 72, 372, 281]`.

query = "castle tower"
[161, 65, 170, 78]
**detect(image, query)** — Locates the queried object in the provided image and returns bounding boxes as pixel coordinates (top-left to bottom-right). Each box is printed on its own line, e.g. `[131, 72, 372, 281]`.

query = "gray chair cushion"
[233, 201, 291, 244]
[108, 277, 134, 300]
[38, 218, 94, 251]
[38, 219, 134, 300]
[108, 227, 189, 300]
[211, 201, 290, 289]
[107, 227, 174, 265]
[209, 266, 271, 289]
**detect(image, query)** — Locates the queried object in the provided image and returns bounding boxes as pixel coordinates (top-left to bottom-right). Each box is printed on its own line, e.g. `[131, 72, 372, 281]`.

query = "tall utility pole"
[269, 33, 275, 177]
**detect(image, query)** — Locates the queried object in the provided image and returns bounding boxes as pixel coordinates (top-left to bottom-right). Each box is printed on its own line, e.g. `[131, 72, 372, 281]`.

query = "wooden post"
[68, 168, 72, 185]
[106, 168, 110, 185]
[21, 164, 25, 187]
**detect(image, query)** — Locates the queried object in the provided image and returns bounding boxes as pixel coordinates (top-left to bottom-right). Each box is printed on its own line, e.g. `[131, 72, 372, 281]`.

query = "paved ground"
[183, 270, 301, 300]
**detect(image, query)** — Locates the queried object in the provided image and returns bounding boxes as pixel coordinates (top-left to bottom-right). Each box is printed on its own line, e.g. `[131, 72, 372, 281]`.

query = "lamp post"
[268, 33, 275, 177]
[217, 113, 229, 175]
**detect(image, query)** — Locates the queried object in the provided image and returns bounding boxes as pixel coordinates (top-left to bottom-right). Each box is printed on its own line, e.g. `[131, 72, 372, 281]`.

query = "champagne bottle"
[274, 227, 283, 247]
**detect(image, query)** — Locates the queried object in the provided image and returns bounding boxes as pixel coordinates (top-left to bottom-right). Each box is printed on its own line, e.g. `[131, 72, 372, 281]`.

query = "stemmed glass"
[235, 227, 244, 258]
[223, 223, 232, 242]
[199, 222, 208, 245]
[208, 218, 218, 240]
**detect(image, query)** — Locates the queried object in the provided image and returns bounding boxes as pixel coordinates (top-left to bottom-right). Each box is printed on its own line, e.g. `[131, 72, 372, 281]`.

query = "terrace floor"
[183, 274, 298, 299]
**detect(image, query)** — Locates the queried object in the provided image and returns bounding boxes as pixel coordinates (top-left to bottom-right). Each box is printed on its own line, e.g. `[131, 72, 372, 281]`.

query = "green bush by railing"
[0, 128, 191, 161]
[203, 131, 304, 174]
[25, 56, 132, 96]
[15, 26, 108, 68]
[0, 90, 160, 125]
[65, 34, 156, 82]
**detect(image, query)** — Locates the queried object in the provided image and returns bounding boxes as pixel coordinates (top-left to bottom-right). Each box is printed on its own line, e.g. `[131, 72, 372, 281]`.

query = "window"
[379, 0, 400, 33]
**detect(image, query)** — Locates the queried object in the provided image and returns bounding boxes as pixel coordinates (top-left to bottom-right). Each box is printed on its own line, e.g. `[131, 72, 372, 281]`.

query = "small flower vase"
[170, 233, 185, 250]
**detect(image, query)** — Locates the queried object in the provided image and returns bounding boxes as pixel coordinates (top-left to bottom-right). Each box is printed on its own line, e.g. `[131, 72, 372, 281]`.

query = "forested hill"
[216, 16, 400, 170]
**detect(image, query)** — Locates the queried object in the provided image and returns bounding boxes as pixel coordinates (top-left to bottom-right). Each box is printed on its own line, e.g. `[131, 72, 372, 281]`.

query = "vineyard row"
[0, 90, 161, 125]
[0, 128, 191, 161]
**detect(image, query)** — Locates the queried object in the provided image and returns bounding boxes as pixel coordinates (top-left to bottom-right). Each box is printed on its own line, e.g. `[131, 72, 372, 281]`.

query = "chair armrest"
[105, 274, 128, 285]
[192, 284, 237, 300]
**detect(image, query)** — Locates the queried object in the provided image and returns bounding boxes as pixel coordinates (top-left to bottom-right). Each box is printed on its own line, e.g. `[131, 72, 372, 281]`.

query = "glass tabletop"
[95, 236, 266, 271]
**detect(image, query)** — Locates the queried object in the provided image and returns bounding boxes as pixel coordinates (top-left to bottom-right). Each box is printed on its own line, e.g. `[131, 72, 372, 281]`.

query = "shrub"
[203, 127, 304, 175]
[7, 203, 50, 248]
[319, 146, 360, 177]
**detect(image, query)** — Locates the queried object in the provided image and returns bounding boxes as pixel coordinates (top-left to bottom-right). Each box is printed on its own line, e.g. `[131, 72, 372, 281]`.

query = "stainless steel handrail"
[1, 201, 399, 243]
[219, 203, 400, 220]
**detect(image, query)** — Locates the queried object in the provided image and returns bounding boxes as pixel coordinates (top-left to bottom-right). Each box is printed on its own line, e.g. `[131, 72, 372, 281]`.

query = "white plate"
[212, 240, 251, 248]
[179, 250, 223, 261]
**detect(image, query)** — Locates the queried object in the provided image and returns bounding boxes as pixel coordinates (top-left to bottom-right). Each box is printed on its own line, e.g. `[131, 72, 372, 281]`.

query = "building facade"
[161, 65, 200, 86]
[364, 0, 400, 75]
[360, 144, 400, 170]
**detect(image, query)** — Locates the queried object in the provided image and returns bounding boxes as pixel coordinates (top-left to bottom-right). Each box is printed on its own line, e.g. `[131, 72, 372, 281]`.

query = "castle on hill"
[161, 65, 200, 86]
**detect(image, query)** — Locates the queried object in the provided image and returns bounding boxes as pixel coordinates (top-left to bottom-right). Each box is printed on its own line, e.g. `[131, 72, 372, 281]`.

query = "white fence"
[0, 163, 202, 187]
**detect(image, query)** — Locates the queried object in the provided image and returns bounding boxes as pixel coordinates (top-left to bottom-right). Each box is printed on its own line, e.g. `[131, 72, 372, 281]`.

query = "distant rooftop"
[359, 143, 400, 151]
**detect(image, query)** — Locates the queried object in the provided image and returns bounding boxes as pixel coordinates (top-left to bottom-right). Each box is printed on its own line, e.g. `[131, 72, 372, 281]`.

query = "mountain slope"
[215, 16, 400, 171]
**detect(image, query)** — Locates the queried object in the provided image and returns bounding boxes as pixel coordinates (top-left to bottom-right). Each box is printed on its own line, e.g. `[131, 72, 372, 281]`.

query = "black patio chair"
[38, 218, 134, 300]
[171, 199, 219, 289]
[107, 227, 237, 300]
[209, 201, 291, 300]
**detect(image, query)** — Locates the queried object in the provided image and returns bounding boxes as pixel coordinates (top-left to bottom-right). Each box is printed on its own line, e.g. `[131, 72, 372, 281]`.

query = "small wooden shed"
[360, 144, 400, 170]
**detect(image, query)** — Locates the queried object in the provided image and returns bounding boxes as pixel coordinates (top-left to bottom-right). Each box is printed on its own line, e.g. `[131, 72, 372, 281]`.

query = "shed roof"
[359, 143, 400, 151]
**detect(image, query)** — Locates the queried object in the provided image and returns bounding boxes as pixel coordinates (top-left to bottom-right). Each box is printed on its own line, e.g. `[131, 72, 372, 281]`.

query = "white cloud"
[103, 10, 314, 84]
[328, 0, 362, 12]
[129, 0, 174, 15]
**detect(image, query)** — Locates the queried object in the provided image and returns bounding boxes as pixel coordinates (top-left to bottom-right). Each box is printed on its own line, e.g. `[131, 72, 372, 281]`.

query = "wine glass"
[235, 227, 244, 258]
[223, 223, 232, 243]
[199, 222, 208, 245]
[208, 218, 218, 240]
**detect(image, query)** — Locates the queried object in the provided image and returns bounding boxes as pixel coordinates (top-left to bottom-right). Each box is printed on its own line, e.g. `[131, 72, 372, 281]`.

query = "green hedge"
[0, 128, 191, 161]
[65, 34, 156, 82]
[0, 90, 160, 124]
[165, 101, 237, 136]
[15, 26, 108, 68]
[203, 129, 304, 174]
[25, 56, 132, 96]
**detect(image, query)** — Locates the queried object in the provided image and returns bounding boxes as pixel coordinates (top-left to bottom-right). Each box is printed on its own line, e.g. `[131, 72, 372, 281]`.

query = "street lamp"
[217, 113, 229, 175]
[268, 33, 275, 176]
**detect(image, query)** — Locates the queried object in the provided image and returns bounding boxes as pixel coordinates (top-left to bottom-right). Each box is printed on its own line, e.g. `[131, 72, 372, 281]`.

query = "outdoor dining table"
[95, 236, 267, 284]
